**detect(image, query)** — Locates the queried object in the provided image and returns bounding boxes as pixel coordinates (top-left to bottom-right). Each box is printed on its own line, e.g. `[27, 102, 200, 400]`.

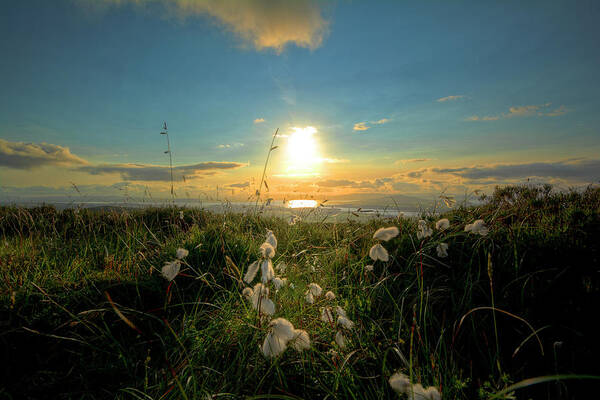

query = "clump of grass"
[1, 184, 599, 398]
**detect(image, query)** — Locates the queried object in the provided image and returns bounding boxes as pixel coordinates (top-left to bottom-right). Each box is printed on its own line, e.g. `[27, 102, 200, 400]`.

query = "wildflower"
[336, 306, 347, 319]
[325, 291, 336, 300]
[273, 277, 286, 290]
[305, 291, 314, 304]
[308, 283, 323, 298]
[242, 287, 253, 298]
[289, 215, 301, 225]
[373, 226, 399, 241]
[179, 211, 184, 220]
[435, 218, 449, 230]
[365, 264, 374, 272]
[337, 315, 355, 329]
[417, 220, 433, 239]
[261, 259, 275, 283]
[389, 372, 411, 394]
[250, 283, 274, 315]
[262, 332, 287, 358]
[269, 318, 296, 341]
[464, 219, 489, 236]
[262, 318, 303, 358]
[389, 372, 440, 400]
[265, 230, 277, 250]
[321, 307, 334, 323]
[260, 298, 275, 315]
[369, 243, 389, 262]
[260, 242, 275, 259]
[176, 248, 189, 259]
[243, 260, 259, 283]
[335, 331, 347, 348]
[161, 260, 181, 281]
[275, 262, 287, 273]
[436, 243, 449, 258]
[290, 329, 311, 351]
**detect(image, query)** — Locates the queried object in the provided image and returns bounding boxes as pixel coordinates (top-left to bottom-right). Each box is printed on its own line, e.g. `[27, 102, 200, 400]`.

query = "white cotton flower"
[260, 242, 275, 259]
[161, 260, 181, 281]
[243, 260, 260, 284]
[435, 218, 450, 231]
[308, 283, 323, 297]
[265, 230, 277, 250]
[417, 220, 433, 239]
[179, 211, 184, 220]
[373, 226, 399, 241]
[275, 262, 287, 273]
[321, 307, 334, 323]
[250, 283, 269, 309]
[369, 243, 389, 262]
[424, 386, 441, 400]
[335, 331, 347, 348]
[337, 315, 355, 330]
[175, 248, 189, 259]
[465, 219, 489, 236]
[336, 306, 348, 319]
[272, 277, 285, 290]
[365, 264, 374, 272]
[269, 318, 296, 342]
[291, 329, 310, 351]
[436, 243, 449, 258]
[305, 291, 314, 304]
[262, 332, 287, 358]
[242, 287, 253, 298]
[325, 291, 336, 300]
[260, 259, 274, 283]
[389, 372, 411, 395]
[260, 298, 275, 315]
[408, 383, 428, 400]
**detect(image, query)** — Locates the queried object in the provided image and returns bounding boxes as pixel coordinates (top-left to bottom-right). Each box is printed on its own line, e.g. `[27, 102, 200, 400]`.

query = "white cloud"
[0, 139, 88, 169]
[254, 118, 265, 124]
[353, 122, 370, 132]
[437, 95, 465, 102]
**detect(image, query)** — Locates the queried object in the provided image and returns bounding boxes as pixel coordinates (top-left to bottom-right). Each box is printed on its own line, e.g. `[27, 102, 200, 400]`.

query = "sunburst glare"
[285, 126, 321, 177]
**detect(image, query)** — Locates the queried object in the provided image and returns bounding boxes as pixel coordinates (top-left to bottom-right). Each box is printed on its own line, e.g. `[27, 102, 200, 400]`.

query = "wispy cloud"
[437, 95, 465, 102]
[217, 143, 244, 149]
[78, 161, 247, 182]
[395, 158, 432, 165]
[254, 118, 265, 124]
[353, 122, 370, 132]
[227, 181, 250, 188]
[0, 139, 88, 169]
[372, 118, 390, 125]
[467, 103, 570, 121]
[85, 0, 329, 52]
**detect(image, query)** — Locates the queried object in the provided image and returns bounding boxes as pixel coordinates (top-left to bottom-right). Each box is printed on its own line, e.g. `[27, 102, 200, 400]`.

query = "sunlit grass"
[1, 184, 599, 398]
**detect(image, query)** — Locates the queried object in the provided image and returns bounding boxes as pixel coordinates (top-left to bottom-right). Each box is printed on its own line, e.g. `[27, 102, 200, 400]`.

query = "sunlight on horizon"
[285, 126, 322, 177]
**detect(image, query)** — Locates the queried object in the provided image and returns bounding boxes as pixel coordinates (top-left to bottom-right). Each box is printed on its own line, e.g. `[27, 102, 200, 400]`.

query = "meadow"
[1, 184, 599, 399]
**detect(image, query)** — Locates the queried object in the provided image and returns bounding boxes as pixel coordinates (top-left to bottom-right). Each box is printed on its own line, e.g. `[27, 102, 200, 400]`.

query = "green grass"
[1, 184, 599, 399]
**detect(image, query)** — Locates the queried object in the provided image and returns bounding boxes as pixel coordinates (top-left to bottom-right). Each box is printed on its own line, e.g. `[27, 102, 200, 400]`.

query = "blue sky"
[1, 0, 599, 204]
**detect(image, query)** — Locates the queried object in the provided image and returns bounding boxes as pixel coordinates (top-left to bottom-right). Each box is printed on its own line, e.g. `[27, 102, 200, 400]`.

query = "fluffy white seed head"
[260, 242, 275, 259]
[425, 386, 441, 400]
[269, 318, 296, 342]
[373, 226, 400, 241]
[291, 329, 310, 351]
[436, 218, 450, 230]
[265, 230, 277, 250]
[389, 372, 411, 394]
[260, 298, 275, 315]
[336, 306, 347, 319]
[243, 260, 260, 284]
[305, 291, 314, 304]
[308, 283, 323, 297]
[262, 332, 287, 358]
[365, 264, 374, 272]
[272, 277, 285, 290]
[250, 283, 269, 309]
[242, 287, 253, 298]
[275, 262, 287, 273]
[337, 315, 355, 330]
[369, 243, 389, 262]
[178, 210, 184, 220]
[161, 260, 181, 281]
[436, 243, 449, 258]
[417, 220, 433, 239]
[261, 259, 275, 283]
[321, 307, 334, 323]
[325, 291, 336, 300]
[465, 219, 489, 236]
[335, 330, 347, 348]
[175, 248, 189, 259]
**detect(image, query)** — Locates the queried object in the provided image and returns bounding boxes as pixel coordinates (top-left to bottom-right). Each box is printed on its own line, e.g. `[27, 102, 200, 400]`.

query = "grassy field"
[1, 184, 599, 399]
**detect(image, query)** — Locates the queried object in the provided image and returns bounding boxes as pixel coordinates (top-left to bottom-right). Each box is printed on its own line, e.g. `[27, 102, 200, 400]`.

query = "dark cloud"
[78, 161, 247, 182]
[432, 160, 600, 182]
[0, 139, 88, 169]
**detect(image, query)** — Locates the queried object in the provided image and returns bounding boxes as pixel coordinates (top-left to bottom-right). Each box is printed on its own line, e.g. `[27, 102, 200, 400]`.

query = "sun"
[286, 126, 321, 176]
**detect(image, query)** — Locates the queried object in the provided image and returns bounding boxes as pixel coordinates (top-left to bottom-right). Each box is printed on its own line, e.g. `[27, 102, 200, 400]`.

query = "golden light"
[287, 199, 318, 208]
[285, 126, 321, 176]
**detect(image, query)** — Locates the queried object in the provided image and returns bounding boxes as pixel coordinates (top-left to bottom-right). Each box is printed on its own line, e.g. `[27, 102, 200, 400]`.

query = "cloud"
[320, 157, 349, 164]
[432, 159, 600, 182]
[217, 144, 231, 149]
[87, 0, 329, 52]
[372, 118, 390, 125]
[254, 118, 265, 124]
[316, 178, 388, 189]
[0, 139, 88, 170]
[227, 181, 250, 188]
[395, 158, 432, 165]
[353, 122, 370, 132]
[467, 103, 569, 121]
[78, 161, 247, 181]
[217, 142, 244, 149]
[437, 95, 465, 102]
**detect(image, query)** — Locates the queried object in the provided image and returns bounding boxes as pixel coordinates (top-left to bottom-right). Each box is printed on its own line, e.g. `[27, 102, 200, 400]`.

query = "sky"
[1, 0, 599, 206]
